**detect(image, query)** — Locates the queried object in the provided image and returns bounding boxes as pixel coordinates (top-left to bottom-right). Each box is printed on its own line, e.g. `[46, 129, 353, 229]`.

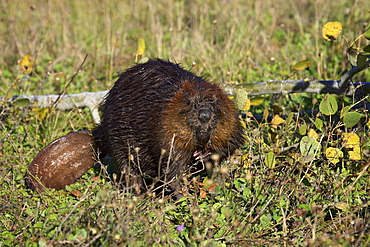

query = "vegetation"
[1, 0, 369, 246]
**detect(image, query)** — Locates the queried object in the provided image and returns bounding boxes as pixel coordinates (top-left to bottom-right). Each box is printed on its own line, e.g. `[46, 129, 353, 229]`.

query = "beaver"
[93, 59, 245, 194]
[27, 59, 244, 194]
[26, 130, 95, 191]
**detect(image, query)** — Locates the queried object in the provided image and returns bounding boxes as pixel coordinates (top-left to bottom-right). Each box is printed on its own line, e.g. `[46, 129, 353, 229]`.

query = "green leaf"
[314, 118, 323, 130]
[242, 187, 252, 198]
[34, 222, 44, 228]
[300, 136, 321, 157]
[259, 214, 272, 229]
[299, 123, 307, 135]
[1, 231, 15, 240]
[284, 112, 294, 131]
[363, 44, 370, 53]
[356, 53, 367, 67]
[234, 177, 246, 191]
[364, 27, 370, 40]
[12, 98, 30, 107]
[340, 105, 351, 119]
[299, 204, 311, 211]
[319, 94, 338, 115]
[343, 112, 362, 128]
[75, 228, 88, 240]
[265, 151, 276, 169]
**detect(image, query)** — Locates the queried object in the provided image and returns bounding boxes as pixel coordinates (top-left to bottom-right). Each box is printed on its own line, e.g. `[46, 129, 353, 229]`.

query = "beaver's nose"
[198, 109, 211, 123]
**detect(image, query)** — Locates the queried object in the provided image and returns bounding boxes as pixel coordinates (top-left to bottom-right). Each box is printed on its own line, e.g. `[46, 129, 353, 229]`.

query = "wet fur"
[93, 59, 244, 193]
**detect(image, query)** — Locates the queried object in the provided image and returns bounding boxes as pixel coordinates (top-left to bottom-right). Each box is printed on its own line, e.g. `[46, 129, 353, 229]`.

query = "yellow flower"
[322, 21, 342, 41]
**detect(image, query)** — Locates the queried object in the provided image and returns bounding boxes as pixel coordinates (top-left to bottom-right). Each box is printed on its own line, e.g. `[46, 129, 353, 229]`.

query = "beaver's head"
[181, 94, 221, 147]
[162, 79, 236, 153]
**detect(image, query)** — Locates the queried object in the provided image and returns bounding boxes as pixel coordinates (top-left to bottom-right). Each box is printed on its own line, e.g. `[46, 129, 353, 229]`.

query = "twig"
[52, 54, 89, 107]
[339, 60, 370, 88]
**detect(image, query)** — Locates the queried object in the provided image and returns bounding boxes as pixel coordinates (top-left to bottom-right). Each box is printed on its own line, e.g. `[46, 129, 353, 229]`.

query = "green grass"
[1, 0, 369, 246]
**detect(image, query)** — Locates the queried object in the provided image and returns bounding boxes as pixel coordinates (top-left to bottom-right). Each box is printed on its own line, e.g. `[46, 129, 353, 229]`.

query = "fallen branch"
[1, 61, 369, 123]
[221, 80, 370, 96]
[1, 91, 108, 123]
[222, 60, 370, 96]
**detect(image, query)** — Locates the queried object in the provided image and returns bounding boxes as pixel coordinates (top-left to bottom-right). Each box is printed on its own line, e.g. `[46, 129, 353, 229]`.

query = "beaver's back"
[94, 60, 201, 174]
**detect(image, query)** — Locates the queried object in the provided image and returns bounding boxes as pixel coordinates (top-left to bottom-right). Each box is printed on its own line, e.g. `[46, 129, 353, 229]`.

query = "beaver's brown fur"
[93, 59, 244, 193]
[26, 59, 244, 193]
[26, 130, 95, 191]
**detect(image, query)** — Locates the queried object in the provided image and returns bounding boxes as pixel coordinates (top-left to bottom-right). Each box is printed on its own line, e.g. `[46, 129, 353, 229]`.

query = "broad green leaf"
[319, 94, 338, 115]
[259, 214, 272, 229]
[234, 177, 246, 191]
[300, 136, 321, 157]
[356, 54, 367, 67]
[299, 123, 307, 135]
[265, 151, 276, 169]
[363, 44, 370, 53]
[12, 98, 30, 107]
[343, 112, 362, 128]
[314, 118, 323, 130]
[340, 105, 351, 119]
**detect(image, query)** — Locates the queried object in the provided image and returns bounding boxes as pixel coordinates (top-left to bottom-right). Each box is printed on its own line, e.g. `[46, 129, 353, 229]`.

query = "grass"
[1, 0, 369, 246]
